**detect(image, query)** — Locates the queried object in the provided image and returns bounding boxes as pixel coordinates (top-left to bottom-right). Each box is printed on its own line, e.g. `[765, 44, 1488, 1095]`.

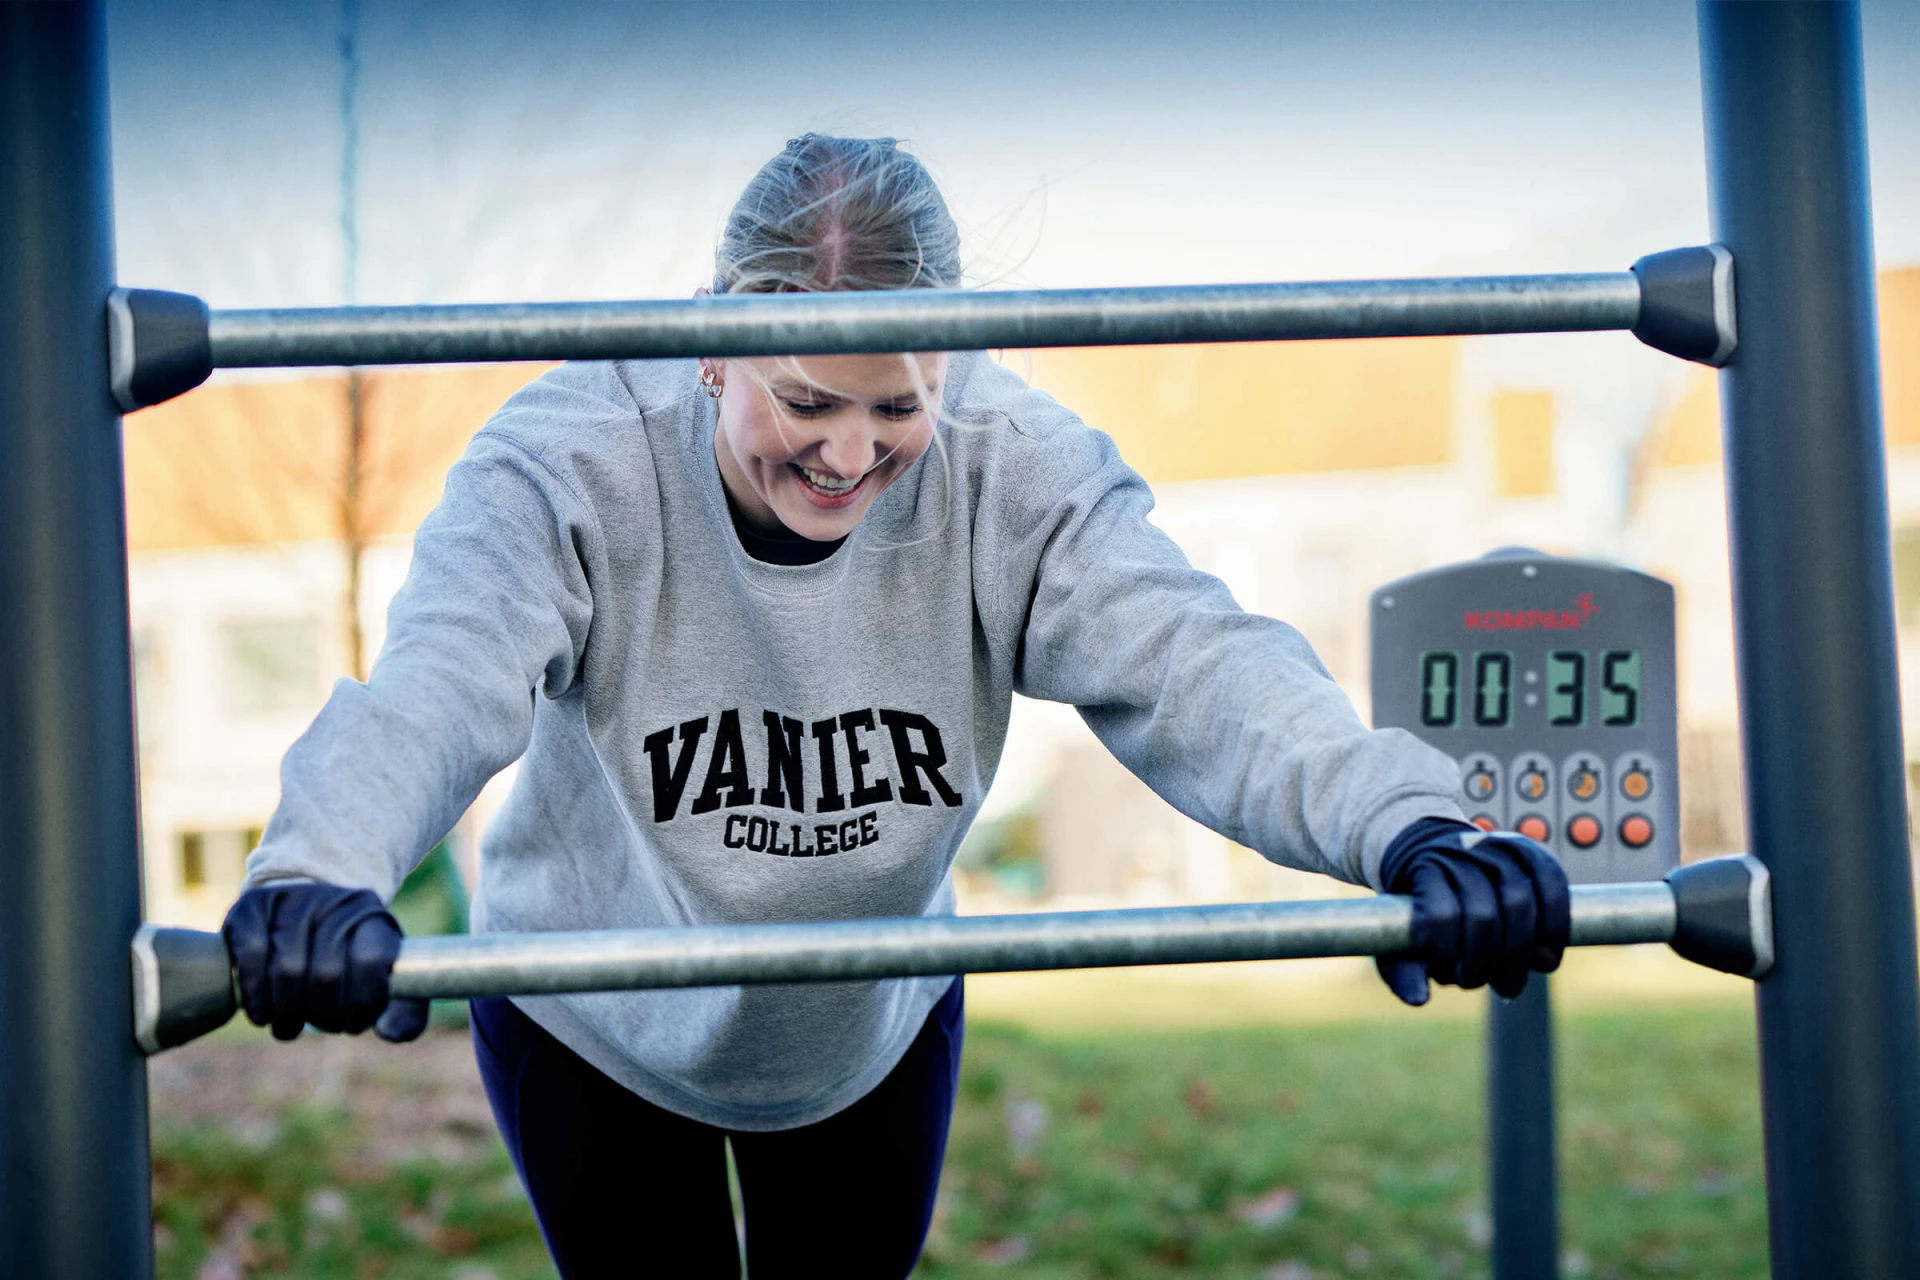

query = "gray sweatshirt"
[247, 351, 1463, 1130]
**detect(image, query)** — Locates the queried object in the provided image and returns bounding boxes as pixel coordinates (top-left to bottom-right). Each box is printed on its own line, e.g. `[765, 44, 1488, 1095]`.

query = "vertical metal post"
[1488, 979, 1558, 1280]
[0, 4, 154, 1277]
[1700, 5, 1920, 1277]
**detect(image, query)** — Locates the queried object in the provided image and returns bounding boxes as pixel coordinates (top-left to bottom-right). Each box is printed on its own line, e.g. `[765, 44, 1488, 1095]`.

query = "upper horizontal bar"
[386, 881, 1675, 1001]
[109, 250, 1733, 410]
[208, 274, 1643, 370]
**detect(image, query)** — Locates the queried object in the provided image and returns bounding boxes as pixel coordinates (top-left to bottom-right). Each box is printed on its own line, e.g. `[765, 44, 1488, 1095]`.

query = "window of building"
[178, 831, 205, 888]
[221, 617, 320, 717]
[1894, 527, 1920, 628]
[176, 827, 261, 893]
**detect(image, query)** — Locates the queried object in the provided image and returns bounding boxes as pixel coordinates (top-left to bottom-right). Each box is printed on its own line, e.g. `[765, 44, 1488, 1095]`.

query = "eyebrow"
[770, 379, 934, 406]
[770, 379, 845, 403]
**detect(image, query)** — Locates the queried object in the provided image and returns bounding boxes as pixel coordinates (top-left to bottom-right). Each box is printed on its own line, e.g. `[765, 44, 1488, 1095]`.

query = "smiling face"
[711, 351, 949, 542]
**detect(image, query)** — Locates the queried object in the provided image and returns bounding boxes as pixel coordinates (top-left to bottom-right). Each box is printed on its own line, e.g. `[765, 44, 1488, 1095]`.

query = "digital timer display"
[1418, 649, 1642, 729]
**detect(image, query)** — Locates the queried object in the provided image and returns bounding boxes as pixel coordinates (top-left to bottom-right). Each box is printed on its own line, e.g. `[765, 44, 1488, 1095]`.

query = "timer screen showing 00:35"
[1417, 649, 1642, 729]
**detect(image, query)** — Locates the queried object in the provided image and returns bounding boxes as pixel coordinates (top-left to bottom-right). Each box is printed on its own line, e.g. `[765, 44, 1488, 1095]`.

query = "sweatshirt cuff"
[1355, 793, 1469, 891]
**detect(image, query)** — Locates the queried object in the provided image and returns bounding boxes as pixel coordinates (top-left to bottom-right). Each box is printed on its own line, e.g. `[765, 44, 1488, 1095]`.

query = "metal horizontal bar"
[387, 882, 1675, 1001]
[207, 273, 1643, 369]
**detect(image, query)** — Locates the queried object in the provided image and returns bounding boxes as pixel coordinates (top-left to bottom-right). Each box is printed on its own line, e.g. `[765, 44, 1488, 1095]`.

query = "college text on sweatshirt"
[644, 705, 963, 857]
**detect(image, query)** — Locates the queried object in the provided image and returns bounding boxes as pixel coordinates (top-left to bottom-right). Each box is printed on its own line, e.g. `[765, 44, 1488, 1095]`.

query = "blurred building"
[124, 268, 1920, 924]
[126, 365, 546, 926]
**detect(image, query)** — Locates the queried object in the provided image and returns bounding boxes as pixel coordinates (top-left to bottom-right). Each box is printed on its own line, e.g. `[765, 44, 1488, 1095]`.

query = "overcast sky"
[107, 0, 1920, 312]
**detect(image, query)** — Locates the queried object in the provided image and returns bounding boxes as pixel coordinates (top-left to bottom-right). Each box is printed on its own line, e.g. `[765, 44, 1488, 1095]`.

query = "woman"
[225, 134, 1566, 1278]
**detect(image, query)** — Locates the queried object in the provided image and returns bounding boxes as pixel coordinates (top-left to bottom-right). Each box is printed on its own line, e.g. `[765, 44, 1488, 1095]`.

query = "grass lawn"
[151, 967, 1763, 1279]
[921, 1005, 1764, 1279]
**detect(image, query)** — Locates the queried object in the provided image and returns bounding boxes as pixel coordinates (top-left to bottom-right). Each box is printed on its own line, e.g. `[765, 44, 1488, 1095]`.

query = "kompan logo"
[1464, 591, 1600, 632]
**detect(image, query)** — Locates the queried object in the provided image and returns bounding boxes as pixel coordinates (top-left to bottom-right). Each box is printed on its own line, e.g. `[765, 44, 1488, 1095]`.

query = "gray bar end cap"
[131, 923, 239, 1055]
[1665, 853, 1773, 979]
[1630, 244, 1737, 367]
[107, 287, 213, 413]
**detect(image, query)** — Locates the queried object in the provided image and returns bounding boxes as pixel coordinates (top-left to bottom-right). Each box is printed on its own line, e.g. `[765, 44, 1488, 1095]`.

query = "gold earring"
[700, 364, 724, 400]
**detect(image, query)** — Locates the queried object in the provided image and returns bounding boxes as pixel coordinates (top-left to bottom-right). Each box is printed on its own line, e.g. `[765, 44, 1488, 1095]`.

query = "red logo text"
[1464, 592, 1599, 632]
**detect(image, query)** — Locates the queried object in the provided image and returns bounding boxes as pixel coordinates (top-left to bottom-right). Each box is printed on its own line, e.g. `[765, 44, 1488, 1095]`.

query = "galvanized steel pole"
[379, 883, 1669, 1001]
[140, 871, 1780, 1054]
[1488, 980, 1559, 1280]
[1700, 4, 1920, 1276]
[0, 4, 154, 1277]
[204, 274, 1643, 370]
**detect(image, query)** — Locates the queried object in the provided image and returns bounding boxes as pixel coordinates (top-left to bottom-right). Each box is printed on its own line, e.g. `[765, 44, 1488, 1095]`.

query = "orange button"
[1622, 769, 1652, 800]
[1517, 815, 1550, 843]
[1620, 814, 1654, 848]
[1471, 814, 1497, 832]
[1568, 814, 1602, 848]
[1570, 770, 1600, 801]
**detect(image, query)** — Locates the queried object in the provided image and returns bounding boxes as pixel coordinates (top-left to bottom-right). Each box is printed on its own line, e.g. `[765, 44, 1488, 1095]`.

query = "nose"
[815, 424, 879, 478]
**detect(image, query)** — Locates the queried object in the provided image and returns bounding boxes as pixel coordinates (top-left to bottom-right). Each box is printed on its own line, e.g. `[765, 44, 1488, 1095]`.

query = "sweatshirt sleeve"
[980, 397, 1465, 891]
[243, 432, 599, 900]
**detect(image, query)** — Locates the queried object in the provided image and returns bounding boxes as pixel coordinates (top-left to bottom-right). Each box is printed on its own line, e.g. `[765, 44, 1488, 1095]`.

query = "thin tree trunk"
[342, 369, 368, 681]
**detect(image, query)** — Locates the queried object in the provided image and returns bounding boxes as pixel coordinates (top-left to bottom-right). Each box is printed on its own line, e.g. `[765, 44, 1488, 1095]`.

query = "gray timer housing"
[1369, 554, 1680, 885]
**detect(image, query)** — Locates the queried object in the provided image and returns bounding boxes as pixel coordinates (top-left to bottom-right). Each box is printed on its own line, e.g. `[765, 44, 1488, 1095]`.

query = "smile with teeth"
[793, 463, 866, 498]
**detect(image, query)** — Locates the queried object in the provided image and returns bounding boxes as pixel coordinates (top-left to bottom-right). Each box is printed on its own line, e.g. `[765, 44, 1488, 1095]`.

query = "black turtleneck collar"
[724, 486, 845, 565]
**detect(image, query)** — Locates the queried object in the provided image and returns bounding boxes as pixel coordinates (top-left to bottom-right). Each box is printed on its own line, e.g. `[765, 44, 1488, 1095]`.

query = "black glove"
[223, 882, 429, 1042]
[1374, 817, 1571, 1006]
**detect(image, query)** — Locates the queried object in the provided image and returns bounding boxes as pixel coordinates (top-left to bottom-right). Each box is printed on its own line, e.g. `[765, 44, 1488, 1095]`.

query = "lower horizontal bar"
[388, 882, 1675, 1000]
[137, 858, 1774, 1054]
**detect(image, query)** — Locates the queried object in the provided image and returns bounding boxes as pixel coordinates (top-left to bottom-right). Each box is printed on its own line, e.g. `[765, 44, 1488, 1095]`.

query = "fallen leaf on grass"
[1005, 1096, 1049, 1156]
[973, 1236, 1033, 1265]
[1695, 1168, 1735, 1197]
[306, 1187, 348, 1222]
[1235, 1186, 1300, 1229]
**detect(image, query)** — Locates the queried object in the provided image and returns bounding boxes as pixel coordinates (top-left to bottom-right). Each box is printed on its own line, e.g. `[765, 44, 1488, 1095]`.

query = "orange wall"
[1011, 337, 1458, 484]
[125, 364, 551, 553]
[1491, 390, 1556, 498]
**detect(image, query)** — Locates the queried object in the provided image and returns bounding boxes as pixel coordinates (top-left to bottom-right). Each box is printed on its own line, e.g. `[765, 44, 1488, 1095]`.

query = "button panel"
[1443, 744, 1666, 873]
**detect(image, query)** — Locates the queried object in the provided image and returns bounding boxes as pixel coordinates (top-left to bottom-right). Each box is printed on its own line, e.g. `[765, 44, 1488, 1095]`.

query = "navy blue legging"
[471, 980, 963, 1279]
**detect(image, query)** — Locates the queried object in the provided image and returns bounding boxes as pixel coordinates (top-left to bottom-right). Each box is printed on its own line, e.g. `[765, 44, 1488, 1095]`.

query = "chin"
[781, 506, 864, 540]
[774, 477, 878, 539]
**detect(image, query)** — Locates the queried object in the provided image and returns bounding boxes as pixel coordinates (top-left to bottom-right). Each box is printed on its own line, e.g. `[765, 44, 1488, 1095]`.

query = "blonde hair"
[715, 134, 963, 295]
